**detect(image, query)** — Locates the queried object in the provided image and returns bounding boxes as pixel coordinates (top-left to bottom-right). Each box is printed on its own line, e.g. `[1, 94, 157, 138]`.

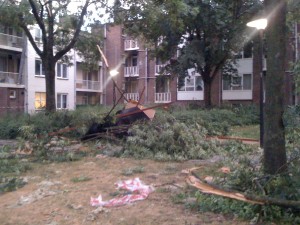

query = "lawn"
[229, 125, 259, 140]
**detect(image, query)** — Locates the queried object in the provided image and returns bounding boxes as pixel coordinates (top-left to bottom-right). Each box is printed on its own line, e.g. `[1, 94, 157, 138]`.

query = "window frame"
[57, 93, 68, 109]
[35, 92, 46, 110]
[222, 73, 252, 91]
[178, 75, 203, 92]
[56, 63, 68, 79]
[35, 59, 45, 77]
[35, 28, 42, 43]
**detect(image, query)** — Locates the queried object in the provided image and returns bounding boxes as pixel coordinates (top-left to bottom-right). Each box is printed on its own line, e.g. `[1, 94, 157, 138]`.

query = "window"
[243, 42, 253, 58]
[35, 92, 46, 110]
[9, 90, 16, 99]
[125, 78, 138, 93]
[235, 42, 253, 59]
[0, 25, 6, 34]
[178, 76, 203, 91]
[35, 28, 42, 42]
[57, 63, 68, 79]
[0, 56, 7, 72]
[57, 93, 67, 109]
[223, 74, 252, 90]
[35, 59, 45, 76]
[156, 77, 170, 93]
[126, 51, 138, 67]
[0, 25, 12, 35]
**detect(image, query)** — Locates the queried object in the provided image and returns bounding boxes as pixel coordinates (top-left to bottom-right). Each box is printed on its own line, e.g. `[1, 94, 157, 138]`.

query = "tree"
[263, 0, 287, 174]
[112, 0, 261, 107]
[0, 0, 105, 112]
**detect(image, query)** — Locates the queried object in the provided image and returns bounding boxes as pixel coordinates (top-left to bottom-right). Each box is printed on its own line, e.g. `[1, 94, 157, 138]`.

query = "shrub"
[122, 112, 221, 161]
[170, 105, 259, 136]
[0, 115, 28, 139]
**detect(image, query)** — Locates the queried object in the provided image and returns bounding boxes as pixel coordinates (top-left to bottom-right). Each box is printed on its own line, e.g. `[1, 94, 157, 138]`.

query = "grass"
[229, 125, 259, 140]
[121, 166, 145, 176]
[70, 176, 92, 183]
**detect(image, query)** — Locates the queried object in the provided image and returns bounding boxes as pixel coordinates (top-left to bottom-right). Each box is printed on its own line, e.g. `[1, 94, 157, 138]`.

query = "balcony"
[124, 40, 139, 50]
[155, 64, 169, 75]
[76, 80, 101, 92]
[124, 66, 139, 77]
[155, 92, 171, 103]
[124, 93, 139, 102]
[0, 33, 23, 50]
[0, 72, 19, 84]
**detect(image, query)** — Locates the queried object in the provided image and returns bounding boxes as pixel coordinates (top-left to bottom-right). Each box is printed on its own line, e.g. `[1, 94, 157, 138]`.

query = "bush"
[170, 105, 259, 136]
[0, 105, 112, 140]
[122, 112, 221, 161]
[0, 115, 28, 139]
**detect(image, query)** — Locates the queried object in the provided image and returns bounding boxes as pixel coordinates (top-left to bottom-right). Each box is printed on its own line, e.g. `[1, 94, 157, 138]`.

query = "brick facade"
[0, 87, 25, 116]
[105, 24, 287, 107]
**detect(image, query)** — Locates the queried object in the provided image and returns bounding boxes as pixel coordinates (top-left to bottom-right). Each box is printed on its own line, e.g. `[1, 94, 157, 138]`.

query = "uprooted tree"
[0, 0, 105, 112]
[111, 0, 262, 107]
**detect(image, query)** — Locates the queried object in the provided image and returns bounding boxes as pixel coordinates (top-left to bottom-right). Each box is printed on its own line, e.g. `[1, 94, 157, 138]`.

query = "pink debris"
[90, 177, 154, 207]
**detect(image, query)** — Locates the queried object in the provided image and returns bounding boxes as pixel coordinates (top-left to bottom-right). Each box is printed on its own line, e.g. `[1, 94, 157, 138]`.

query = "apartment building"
[0, 22, 298, 115]
[103, 24, 298, 107]
[75, 56, 104, 107]
[0, 24, 104, 115]
[26, 27, 76, 113]
[0, 25, 25, 116]
[103, 24, 177, 106]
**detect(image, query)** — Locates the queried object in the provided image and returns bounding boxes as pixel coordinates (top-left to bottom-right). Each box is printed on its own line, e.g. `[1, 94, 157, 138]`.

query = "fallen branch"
[185, 167, 300, 209]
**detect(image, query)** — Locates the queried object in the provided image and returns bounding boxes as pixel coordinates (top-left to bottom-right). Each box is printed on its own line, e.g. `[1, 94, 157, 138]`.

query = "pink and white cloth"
[90, 177, 154, 207]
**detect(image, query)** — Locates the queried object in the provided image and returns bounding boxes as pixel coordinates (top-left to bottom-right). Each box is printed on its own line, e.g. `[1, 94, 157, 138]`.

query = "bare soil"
[0, 155, 249, 225]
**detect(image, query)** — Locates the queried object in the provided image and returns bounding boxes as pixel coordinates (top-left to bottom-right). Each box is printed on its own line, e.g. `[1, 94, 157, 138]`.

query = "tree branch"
[18, 16, 42, 57]
[54, 0, 90, 62]
[186, 168, 300, 209]
[28, 0, 47, 46]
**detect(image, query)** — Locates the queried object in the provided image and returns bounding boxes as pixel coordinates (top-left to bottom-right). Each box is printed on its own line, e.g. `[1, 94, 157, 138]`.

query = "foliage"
[170, 105, 259, 136]
[0, 145, 31, 194]
[0, 115, 27, 139]
[0, 177, 27, 194]
[189, 138, 300, 224]
[75, 28, 103, 72]
[122, 111, 222, 161]
[0, 106, 111, 140]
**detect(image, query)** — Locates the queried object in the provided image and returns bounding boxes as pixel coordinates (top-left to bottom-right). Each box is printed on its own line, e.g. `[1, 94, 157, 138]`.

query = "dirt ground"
[0, 154, 249, 225]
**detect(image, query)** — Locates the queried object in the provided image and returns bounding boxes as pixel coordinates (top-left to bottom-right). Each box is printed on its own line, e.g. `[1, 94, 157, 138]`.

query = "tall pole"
[247, 18, 267, 148]
[259, 30, 264, 148]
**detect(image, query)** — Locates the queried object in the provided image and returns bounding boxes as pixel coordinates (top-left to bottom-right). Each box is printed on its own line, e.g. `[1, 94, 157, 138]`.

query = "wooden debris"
[186, 175, 263, 205]
[185, 167, 300, 209]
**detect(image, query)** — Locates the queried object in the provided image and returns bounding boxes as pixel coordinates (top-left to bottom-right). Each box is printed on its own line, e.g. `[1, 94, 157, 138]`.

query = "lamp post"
[110, 70, 119, 105]
[247, 18, 267, 148]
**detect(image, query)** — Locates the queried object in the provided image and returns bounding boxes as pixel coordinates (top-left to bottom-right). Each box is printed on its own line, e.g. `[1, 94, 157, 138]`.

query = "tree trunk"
[263, 0, 287, 174]
[43, 59, 56, 112]
[204, 79, 212, 107]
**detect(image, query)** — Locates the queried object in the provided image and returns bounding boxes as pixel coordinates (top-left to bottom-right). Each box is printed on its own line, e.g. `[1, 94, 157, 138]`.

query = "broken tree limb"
[186, 175, 263, 205]
[185, 167, 300, 209]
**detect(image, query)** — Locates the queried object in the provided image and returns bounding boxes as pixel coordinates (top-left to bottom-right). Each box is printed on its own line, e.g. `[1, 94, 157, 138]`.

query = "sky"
[68, 0, 115, 25]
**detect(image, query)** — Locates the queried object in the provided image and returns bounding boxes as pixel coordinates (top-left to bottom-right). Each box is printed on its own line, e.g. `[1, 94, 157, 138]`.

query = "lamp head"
[109, 70, 119, 77]
[247, 18, 268, 30]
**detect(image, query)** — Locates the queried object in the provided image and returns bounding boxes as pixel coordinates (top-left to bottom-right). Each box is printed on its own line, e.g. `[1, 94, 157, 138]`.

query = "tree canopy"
[111, 0, 262, 106]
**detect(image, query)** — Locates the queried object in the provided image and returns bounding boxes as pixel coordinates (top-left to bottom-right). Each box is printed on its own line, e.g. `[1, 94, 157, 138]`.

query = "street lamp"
[247, 18, 267, 148]
[110, 70, 119, 77]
